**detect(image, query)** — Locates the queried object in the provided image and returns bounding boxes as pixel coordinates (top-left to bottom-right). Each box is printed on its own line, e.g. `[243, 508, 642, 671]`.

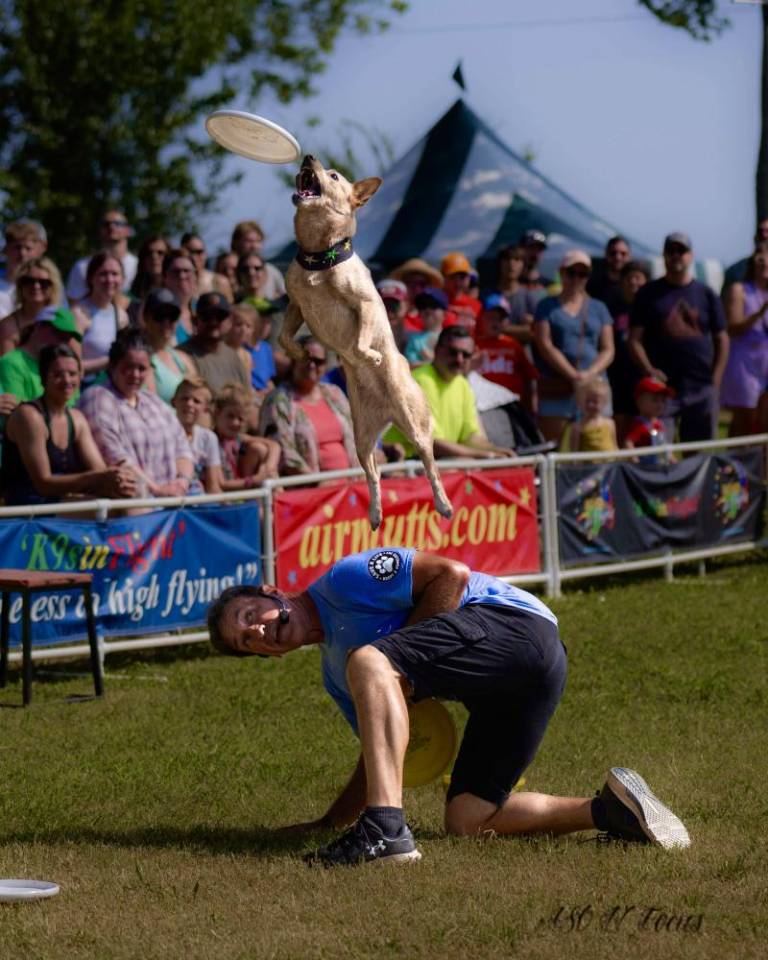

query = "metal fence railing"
[1, 435, 765, 664]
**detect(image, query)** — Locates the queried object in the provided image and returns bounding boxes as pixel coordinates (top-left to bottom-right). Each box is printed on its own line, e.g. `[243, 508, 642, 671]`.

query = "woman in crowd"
[214, 252, 238, 294]
[604, 259, 650, 443]
[141, 287, 197, 404]
[75, 251, 129, 382]
[0, 257, 64, 355]
[721, 242, 768, 436]
[2, 344, 136, 505]
[258, 335, 357, 477]
[533, 249, 614, 447]
[161, 249, 198, 344]
[235, 252, 273, 312]
[78, 328, 194, 498]
[181, 233, 233, 301]
[130, 236, 170, 303]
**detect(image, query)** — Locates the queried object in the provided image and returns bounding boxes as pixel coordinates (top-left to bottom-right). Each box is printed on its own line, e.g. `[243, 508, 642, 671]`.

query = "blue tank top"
[308, 548, 557, 731]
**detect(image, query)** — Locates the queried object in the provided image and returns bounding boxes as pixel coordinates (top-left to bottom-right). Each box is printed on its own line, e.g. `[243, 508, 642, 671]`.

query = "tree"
[639, 0, 768, 225]
[0, 0, 407, 266]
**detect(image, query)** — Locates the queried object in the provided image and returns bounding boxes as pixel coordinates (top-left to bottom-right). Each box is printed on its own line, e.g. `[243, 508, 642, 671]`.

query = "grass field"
[1, 553, 766, 959]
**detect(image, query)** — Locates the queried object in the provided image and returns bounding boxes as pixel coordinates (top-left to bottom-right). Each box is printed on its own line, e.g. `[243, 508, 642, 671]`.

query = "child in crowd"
[213, 383, 281, 491]
[623, 376, 675, 464]
[172, 378, 222, 494]
[224, 304, 256, 385]
[405, 288, 449, 366]
[570, 377, 617, 453]
[248, 305, 277, 396]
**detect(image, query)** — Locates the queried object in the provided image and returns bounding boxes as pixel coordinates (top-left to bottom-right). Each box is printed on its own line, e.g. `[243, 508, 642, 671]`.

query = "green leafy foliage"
[0, 0, 406, 265]
[637, 0, 730, 41]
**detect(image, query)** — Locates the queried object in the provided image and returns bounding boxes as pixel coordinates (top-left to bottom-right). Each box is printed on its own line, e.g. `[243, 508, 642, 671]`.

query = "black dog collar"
[296, 237, 354, 271]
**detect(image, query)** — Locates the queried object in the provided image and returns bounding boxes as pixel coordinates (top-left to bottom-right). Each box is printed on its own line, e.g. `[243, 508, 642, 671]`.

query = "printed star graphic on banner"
[519, 487, 531, 507]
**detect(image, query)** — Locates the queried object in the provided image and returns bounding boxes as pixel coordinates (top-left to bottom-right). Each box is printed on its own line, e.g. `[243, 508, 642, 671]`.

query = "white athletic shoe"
[600, 767, 691, 849]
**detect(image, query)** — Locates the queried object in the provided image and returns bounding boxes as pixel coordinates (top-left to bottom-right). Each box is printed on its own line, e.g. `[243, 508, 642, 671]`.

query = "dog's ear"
[352, 177, 382, 208]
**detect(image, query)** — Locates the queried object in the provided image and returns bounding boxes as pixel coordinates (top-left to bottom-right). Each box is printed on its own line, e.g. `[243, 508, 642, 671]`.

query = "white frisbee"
[205, 110, 301, 164]
[0, 879, 60, 902]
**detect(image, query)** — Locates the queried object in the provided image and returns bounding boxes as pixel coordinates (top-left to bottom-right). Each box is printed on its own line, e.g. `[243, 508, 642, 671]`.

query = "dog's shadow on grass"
[1, 822, 446, 859]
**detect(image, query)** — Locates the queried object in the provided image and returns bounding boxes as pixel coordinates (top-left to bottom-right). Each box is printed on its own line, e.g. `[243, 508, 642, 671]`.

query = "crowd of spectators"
[0, 209, 765, 508]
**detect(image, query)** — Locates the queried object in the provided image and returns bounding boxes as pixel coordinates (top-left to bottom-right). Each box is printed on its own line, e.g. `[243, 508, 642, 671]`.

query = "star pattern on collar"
[296, 237, 354, 272]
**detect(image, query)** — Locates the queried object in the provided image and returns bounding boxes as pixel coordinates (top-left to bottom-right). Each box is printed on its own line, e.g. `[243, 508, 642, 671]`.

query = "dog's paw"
[360, 348, 382, 366]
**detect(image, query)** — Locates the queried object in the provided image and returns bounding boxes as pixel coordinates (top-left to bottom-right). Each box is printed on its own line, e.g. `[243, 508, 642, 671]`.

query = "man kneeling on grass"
[207, 549, 690, 867]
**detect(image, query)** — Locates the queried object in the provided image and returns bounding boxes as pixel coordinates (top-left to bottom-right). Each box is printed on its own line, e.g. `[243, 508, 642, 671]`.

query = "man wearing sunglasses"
[628, 232, 729, 443]
[384, 325, 515, 461]
[65, 210, 138, 302]
[207, 548, 691, 866]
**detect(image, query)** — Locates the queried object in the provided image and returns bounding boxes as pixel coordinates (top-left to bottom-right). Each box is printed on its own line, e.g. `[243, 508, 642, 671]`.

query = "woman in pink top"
[258, 336, 357, 476]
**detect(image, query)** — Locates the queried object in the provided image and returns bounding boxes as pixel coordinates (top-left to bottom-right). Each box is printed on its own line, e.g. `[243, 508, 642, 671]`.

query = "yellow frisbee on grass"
[403, 699, 457, 788]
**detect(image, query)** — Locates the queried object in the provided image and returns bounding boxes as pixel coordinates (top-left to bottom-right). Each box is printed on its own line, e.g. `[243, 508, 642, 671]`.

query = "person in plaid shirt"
[79, 328, 194, 497]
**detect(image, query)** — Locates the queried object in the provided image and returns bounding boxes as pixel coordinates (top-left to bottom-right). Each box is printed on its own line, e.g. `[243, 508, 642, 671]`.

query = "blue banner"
[557, 448, 765, 566]
[0, 503, 261, 646]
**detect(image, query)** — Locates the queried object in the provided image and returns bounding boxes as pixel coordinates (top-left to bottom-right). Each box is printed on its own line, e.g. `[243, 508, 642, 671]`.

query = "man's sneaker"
[599, 767, 691, 849]
[304, 814, 422, 867]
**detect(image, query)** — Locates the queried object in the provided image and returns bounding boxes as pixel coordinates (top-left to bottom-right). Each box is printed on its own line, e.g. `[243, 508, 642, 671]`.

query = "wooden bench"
[0, 570, 104, 706]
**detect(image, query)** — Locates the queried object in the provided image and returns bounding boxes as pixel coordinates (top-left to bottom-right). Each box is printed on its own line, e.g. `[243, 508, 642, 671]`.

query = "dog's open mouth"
[294, 166, 321, 200]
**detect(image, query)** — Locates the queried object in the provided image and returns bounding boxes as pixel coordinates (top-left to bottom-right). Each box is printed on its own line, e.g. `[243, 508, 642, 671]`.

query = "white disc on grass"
[0, 879, 60, 902]
[205, 110, 301, 164]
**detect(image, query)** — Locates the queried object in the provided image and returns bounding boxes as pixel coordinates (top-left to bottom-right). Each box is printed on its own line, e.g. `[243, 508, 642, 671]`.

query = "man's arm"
[627, 326, 668, 382]
[406, 552, 471, 625]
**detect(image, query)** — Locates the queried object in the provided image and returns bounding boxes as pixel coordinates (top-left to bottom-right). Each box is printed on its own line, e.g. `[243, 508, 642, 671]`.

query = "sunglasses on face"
[665, 245, 688, 256]
[243, 265, 264, 274]
[186, 247, 205, 255]
[447, 347, 473, 360]
[102, 218, 128, 228]
[302, 355, 327, 367]
[198, 312, 228, 324]
[20, 276, 52, 289]
[564, 268, 591, 279]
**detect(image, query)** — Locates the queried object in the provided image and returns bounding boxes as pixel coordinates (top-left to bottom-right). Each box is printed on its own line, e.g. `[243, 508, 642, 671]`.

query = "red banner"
[273, 467, 540, 591]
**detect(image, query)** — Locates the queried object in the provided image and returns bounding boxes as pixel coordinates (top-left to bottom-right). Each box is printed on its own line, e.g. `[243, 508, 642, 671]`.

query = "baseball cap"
[634, 376, 675, 400]
[482, 293, 511, 315]
[144, 287, 181, 320]
[664, 232, 692, 252]
[35, 306, 82, 341]
[414, 287, 449, 310]
[197, 291, 231, 316]
[440, 252, 472, 277]
[560, 249, 592, 271]
[520, 229, 548, 248]
[376, 278, 408, 303]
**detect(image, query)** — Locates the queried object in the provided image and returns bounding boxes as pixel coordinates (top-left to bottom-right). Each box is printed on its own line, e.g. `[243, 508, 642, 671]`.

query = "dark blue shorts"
[371, 604, 567, 807]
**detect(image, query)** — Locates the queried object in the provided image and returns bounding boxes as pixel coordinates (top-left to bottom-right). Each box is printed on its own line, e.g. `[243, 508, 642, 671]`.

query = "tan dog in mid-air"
[281, 155, 452, 530]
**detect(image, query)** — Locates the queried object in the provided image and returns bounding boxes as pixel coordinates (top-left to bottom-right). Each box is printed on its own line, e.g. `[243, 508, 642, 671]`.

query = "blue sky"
[201, 0, 761, 267]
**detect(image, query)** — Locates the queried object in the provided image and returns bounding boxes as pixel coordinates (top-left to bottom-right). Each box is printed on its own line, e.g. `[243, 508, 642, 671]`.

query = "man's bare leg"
[445, 792, 594, 837]
[345, 645, 409, 807]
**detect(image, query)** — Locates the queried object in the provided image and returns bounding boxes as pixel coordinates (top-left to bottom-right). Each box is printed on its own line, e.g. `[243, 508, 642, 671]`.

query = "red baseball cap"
[634, 376, 675, 400]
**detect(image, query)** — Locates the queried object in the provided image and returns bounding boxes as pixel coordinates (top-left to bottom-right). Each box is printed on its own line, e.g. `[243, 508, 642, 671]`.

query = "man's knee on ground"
[444, 793, 497, 836]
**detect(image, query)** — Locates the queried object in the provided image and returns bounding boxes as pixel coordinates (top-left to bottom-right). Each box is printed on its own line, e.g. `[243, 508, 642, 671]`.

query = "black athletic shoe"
[304, 814, 422, 867]
[598, 767, 691, 849]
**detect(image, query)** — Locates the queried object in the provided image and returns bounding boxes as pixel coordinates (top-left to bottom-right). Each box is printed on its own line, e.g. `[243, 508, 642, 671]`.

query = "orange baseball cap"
[440, 252, 472, 277]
